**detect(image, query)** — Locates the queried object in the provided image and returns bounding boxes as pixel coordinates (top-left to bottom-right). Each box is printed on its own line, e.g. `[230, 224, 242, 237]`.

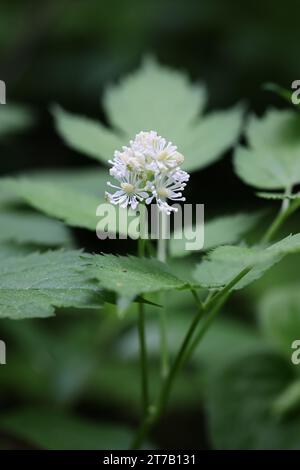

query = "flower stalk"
[157, 210, 169, 378]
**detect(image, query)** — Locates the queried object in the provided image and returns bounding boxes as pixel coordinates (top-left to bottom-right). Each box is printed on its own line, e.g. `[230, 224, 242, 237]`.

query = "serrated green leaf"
[52, 105, 124, 164]
[170, 211, 262, 258]
[193, 234, 300, 290]
[234, 109, 300, 190]
[180, 105, 243, 172]
[54, 58, 242, 173]
[0, 210, 72, 246]
[104, 56, 207, 140]
[259, 285, 300, 356]
[0, 104, 34, 137]
[0, 167, 109, 208]
[0, 408, 131, 450]
[20, 166, 109, 198]
[87, 254, 188, 301]
[207, 352, 300, 449]
[0, 250, 104, 319]
[0, 242, 36, 260]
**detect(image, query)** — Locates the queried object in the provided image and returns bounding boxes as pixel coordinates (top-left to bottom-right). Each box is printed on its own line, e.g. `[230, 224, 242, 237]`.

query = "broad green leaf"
[0, 210, 72, 246]
[272, 380, 300, 418]
[180, 105, 243, 172]
[170, 212, 262, 258]
[0, 177, 140, 237]
[0, 184, 19, 208]
[54, 58, 243, 173]
[20, 166, 109, 198]
[207, 353, 300, 449]
[0, 167, 108, 208]
[0, 242, 36, 260]
[105, 58, 242, 172]
[0, 104, 33, 137]
[87, 254, 188, 301]
[258, 285, 300, 356]
[104, 57, 207, 140]
[193, 234, 300, 290]
[0, 250, 104, 319]
[0, 408, 131, 450]
[234, 109, 300, 190]
[246, 109, 300, 153]
[52, 105, 124, 164]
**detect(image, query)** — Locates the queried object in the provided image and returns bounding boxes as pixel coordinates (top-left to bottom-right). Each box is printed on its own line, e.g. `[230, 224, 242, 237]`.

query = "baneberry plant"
[1, 59, 300, 449]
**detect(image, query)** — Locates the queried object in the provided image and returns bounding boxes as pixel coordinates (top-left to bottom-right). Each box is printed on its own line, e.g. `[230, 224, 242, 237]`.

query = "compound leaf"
[54, 58, 243, 173]
[0, 250, 104, 319]
[53, 105, 124, 165]
[87, 254, 188, 302]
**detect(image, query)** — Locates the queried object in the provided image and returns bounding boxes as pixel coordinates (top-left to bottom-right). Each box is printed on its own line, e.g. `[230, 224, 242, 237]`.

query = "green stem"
[137, 238, 149, 415]
[157, 211, 169, 378]
[183, 267, 251, 366]
[159, 308, 169, 378]
[130, 267, 250, 449]
[157, 210, 167, 263]
[191, 289, 203, 310]
[261, 197, 300, 244]
[131, 194, 300, 448]
[138, 302, 149, 415]
[130, 306, 204, 450]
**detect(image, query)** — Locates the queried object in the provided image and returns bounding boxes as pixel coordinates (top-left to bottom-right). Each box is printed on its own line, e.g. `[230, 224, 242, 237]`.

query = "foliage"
[53, 58, 243, 172]
[234, 109, 300, 191]
[1, 58, 300, 451]
[0, 251, 104, 319]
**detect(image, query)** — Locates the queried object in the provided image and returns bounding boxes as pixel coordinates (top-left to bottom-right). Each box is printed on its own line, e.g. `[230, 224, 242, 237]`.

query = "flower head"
[105, 169, 148, 210]
[106, 131, 189, 214]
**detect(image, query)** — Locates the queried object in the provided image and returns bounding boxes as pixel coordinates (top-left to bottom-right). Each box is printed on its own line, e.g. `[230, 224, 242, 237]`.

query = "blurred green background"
[1, 0, 300, 450]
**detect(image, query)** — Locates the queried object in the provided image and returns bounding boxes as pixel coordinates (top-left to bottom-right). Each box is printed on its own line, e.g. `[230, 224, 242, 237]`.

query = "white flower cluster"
[106, 131, 189, 215]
